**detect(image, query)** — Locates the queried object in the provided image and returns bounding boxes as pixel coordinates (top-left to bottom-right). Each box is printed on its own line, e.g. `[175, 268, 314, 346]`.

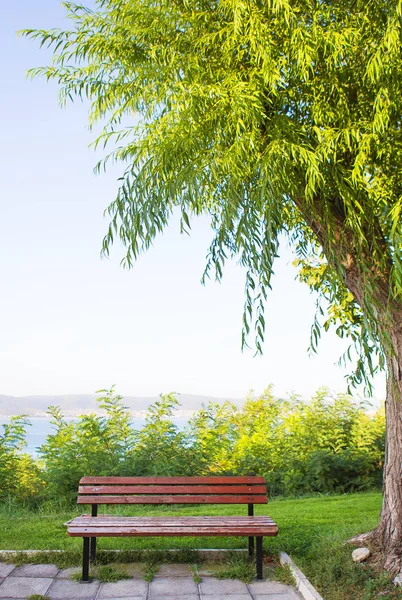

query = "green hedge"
[0, 387, 385, 505]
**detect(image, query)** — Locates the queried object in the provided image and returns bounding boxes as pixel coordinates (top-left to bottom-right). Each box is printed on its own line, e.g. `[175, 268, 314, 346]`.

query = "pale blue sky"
[0, 1, 385, 403]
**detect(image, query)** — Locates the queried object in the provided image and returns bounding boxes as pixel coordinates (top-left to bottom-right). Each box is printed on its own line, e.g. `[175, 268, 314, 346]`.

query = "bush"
[304, 449, 381, 494]
[0, 387, 385, 506]
[0, 416, 44, 504]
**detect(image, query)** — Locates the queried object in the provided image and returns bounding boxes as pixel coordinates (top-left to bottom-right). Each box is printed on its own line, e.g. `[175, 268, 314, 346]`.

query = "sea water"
[0, 416, 188, 457]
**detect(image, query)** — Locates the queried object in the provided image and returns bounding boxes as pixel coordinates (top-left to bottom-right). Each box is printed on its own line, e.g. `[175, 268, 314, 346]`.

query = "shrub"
[0, 416, 44, 504]
[0, 387, 385, 506]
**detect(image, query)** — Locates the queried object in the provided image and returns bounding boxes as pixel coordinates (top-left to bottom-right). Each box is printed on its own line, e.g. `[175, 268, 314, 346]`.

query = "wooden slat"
[68, 516, 276, 527]
[80, 476, 266, 485]
[78, 485, 267, 495]
[77, 494, 268, 505]
[71, 516, 276, 522]
[68, 527, 278, 537]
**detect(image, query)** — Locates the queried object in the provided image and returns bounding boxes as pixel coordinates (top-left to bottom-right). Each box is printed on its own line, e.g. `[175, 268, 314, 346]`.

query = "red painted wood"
[80, 476, 266, 485]
[69, 519, 276, 529]
[78, 485, 267, 495]
[72, 516, 276, 524]
[77, 495, 268, 505]
[68, 525, 278, 537]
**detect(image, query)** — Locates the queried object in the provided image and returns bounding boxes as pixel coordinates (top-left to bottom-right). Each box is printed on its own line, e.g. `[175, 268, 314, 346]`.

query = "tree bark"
[341, 254, 402, 573]
[370, 314, 402, 574]
[378, 365, 402, 572]
[340, 276, 402, 572]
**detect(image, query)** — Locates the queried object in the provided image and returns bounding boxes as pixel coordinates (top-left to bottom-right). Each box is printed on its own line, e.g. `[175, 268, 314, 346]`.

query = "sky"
[0, 1, 386, 404]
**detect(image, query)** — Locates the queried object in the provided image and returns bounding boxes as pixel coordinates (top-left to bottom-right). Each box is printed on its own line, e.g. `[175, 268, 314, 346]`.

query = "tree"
[23, 0, 402, 572]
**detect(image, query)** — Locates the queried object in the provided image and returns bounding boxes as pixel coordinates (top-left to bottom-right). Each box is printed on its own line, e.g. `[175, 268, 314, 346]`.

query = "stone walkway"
[0, 562, 303, 600]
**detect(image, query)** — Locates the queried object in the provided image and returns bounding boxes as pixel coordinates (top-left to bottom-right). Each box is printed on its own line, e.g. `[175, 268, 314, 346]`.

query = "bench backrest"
[78, 476, 267, 506]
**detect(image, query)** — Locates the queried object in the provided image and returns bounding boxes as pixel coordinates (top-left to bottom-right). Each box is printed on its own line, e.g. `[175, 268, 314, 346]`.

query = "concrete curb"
[0, 548, 247, 560]
[0, 550, 64, 555]
[280, 552, 324, 600]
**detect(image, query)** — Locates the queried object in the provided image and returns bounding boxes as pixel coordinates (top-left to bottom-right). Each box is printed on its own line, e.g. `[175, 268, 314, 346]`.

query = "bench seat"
[67, 515, 278, 537]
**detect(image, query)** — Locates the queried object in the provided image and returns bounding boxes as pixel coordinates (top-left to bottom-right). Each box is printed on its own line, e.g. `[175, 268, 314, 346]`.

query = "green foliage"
[1, 551, 82, 569]
[185, 401, 240, 474]
[215, 554, 256, 583]
[71, 565, 132, 582]
[303, 536, 402, 600]
[183, 387, 384, 496]
[361, 572, 402, 600]
[38, 387, 138, 502]
[38, 388, 191, 501]
[0, 416, 44, 503]
[132, 393, 191, 475]
[143, 563, 158, 581]
[0, 388, 385, 505]
[192, 564, 201, 583]
[21, 0, 402, 388]
[96, 565, 132, 582]
[273, 564, 295, 587]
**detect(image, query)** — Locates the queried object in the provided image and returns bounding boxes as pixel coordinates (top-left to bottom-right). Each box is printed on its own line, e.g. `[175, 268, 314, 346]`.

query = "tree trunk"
[374, 319, 402, 574]
[347, 306, 402, 574]
[332, 252, 402, 572]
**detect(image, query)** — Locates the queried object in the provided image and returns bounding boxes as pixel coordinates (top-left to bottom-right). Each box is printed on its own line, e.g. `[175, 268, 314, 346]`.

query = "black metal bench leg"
[248, 536, 254, 558]
[247, 503, 255, 559]
[256, 536, 263, 579]
[91, 503, 98, 563]
[81, 537, 90, 582]
[90, 537, 97, 563]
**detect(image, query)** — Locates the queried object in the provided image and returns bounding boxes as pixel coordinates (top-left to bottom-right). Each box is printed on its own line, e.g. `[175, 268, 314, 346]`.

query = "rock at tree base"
[352, 548, 371, 563]
[393, 572, 402, 586]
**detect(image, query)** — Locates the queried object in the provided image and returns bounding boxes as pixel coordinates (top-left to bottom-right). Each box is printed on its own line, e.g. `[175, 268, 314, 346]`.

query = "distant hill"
[0, 393, 243, 417]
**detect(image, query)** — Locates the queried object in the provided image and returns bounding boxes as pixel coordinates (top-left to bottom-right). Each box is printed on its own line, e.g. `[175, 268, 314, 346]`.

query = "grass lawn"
[2, 491, 402, 599]
[0, 491, 382, 553]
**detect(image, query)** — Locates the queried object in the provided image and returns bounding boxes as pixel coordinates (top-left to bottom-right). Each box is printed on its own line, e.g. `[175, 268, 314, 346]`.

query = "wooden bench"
[66, 476, 278, 581]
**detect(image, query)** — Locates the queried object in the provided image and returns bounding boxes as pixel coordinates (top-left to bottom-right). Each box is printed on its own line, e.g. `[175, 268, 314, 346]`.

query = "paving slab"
[47, 578, 100, 599]
[248, 580, 299, 595]
[253, 595, 300, 600]
[0, 560, 304, 600]
[200, 595, 251, 600]
[112, 563, 145, 578]
[12, 564, 59, 578]
[151, 596, 199, 600]
[149, 576, 198, 596]
[98, 579, 147, 598]
[0, 565, 14, 578]
[200, 577, 249, 595]
[0, 576, 53, 598]
[56, 566, 81, 579]
[156, 564, 193, 577]
[198, 564, 221, 576]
